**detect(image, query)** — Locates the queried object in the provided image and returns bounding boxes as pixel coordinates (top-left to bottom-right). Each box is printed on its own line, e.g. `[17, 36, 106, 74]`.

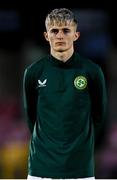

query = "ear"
[74, 32, 80, 41]
[43, 32, 49, 41]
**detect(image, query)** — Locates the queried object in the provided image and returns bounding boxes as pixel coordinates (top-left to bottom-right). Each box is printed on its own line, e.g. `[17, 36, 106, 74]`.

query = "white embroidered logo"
[38, 79, 47, 87]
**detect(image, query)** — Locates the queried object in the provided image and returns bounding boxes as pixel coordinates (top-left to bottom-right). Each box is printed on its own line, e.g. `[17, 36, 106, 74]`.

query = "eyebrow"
[50, 28, 71, 32]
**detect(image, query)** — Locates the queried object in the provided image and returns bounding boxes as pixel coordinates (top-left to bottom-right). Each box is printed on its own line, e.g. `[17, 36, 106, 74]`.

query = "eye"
[63, 28, 70, 34]
[50, 29, 59, 34]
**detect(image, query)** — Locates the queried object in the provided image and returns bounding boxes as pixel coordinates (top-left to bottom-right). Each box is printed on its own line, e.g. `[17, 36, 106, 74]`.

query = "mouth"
[55, 42, 65, 45]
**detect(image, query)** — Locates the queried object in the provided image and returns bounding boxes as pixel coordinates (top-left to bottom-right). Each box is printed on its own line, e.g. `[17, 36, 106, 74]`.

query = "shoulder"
[26, 55, 48, 72]
[24, 55, 49, 78]
[76, 53, 102, 74]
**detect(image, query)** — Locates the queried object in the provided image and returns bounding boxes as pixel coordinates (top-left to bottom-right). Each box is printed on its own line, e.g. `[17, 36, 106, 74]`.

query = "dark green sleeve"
[90, 66, 107, 148]
[23, 67, 37, 133]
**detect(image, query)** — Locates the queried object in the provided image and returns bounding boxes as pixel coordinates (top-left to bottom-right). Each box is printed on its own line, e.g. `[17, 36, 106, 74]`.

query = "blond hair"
[45, 8, 78, 29]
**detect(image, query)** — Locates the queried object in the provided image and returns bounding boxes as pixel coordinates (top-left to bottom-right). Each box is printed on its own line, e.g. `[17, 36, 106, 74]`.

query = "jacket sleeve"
[90, 66, 107, 148]
[23, 67, 37, 134]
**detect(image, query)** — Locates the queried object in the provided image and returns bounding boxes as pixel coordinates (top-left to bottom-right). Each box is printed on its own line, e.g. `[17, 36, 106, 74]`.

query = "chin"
[55, 48, 66, 52]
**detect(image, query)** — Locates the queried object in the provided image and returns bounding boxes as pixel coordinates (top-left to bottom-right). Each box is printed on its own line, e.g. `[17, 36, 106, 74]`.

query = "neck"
[51, 48, 74, 62]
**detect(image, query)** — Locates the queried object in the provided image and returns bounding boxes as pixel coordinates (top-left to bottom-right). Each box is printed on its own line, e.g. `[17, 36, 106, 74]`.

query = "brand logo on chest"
[38, 79, 47, 87]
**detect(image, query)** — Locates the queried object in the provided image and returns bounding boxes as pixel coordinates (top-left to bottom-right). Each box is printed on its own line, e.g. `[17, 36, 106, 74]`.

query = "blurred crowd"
[0, 96, 30, 178]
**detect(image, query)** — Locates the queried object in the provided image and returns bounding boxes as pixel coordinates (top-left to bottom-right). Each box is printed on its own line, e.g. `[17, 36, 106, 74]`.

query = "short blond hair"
[45, 8, 78, 29]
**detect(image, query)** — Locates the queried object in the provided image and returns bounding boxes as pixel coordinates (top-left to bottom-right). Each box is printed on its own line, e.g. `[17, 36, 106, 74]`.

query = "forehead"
[47, 21, 75, 31]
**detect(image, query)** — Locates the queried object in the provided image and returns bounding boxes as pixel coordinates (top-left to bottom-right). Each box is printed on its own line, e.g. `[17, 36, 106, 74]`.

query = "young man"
[23, 8, 107, 180]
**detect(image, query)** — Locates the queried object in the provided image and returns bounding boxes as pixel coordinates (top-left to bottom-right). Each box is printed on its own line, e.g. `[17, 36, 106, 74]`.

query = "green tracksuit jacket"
[23, 52, 107, 178]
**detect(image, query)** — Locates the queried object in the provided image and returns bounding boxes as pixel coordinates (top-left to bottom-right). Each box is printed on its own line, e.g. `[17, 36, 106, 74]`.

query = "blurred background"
[0, 1, 117, 179]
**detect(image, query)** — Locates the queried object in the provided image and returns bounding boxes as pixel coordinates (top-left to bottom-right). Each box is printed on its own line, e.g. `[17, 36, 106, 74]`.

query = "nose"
[56, 30, 64, 38]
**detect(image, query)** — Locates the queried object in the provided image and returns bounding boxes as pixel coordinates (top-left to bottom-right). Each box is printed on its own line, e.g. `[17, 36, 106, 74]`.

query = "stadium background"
[0, 1, 117, 179]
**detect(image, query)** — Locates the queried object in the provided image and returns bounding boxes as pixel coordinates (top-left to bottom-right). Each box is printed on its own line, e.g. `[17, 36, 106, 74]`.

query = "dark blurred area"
[0, 1, 117, 179]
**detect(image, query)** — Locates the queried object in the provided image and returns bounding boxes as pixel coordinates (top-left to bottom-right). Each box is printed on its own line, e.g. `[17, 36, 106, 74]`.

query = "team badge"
[74, 76, 87, 90]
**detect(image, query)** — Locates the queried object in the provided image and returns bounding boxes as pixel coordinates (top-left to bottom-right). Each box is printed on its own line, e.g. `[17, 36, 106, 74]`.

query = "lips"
[55, 42, 65, 45]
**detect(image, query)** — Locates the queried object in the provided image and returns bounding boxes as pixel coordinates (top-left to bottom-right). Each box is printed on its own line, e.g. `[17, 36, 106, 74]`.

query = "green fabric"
[23, 52, 107, 178]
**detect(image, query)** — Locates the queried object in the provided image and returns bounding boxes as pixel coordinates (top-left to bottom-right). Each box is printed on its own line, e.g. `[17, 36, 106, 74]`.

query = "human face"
[44, 22, 80, 53]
